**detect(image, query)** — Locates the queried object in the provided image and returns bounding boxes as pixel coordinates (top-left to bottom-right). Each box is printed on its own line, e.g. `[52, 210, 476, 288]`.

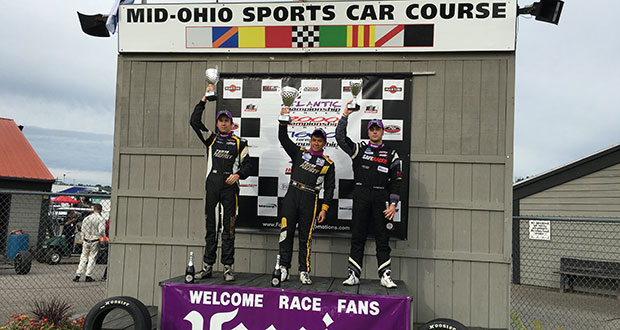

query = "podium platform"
[161, 272, 410, 297]
[159, 272, 412, 330]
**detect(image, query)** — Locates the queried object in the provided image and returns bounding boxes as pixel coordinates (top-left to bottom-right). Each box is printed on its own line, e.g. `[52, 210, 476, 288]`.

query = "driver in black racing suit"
[190, 85, 251, 282]
[277, 107, 336, 285]
[337, 101, 403, 288]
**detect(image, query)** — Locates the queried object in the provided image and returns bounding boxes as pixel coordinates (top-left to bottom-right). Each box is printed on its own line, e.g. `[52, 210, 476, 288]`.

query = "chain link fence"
[0, 190, 110, 321]
[512, 216, 620, 330]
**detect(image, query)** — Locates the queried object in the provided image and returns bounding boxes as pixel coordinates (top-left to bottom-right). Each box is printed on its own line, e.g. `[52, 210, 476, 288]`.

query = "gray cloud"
[514, 0, 620, 179]
[21, 126, 113, 185]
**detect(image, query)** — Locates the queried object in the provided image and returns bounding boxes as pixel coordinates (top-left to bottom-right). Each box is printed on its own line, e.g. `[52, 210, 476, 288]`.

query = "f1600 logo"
[303, 86, 319, 92]
[262, 86, 278, 92]
[384, 85, 402, 94]
[244, 104, 257, 112]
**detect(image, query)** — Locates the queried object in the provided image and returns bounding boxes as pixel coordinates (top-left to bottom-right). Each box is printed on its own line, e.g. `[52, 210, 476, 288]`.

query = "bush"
[0, 313, 85, 330]
[32, 298, 72, 326]
[1, 298, 85, 330]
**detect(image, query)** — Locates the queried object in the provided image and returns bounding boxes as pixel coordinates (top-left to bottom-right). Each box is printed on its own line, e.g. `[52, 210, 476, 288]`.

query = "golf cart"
[37, 207, 90, 264]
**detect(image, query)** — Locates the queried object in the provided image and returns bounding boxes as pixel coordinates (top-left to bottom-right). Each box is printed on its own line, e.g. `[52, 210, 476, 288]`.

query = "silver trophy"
[347, 80, 362, 111]
[278, 86, 300, 122]
[205, 66, 219, 101]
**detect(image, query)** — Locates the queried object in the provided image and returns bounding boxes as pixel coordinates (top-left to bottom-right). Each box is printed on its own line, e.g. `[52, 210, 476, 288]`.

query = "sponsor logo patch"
[263, 86, 278, 92]
[384, 85, 402, 94]
[385, 125, 401, 133]
[225, 85, 241, 92]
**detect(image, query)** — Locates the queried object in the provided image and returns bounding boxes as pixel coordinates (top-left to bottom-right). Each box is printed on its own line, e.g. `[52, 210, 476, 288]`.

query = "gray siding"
[518, 163, 620, 289]
[8, 194, 43, 248]
[110, 53, 515, 329]
[517, 219, 620, 289]
[520, 163, 620, 218]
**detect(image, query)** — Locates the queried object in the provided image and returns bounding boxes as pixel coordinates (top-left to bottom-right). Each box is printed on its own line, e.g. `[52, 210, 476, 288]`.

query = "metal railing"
[0, 190, 111, 322]
[511, 216, 620, 330]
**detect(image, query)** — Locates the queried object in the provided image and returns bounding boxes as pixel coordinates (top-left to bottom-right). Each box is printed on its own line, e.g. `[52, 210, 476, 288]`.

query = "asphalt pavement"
[0, 259, 107, 322]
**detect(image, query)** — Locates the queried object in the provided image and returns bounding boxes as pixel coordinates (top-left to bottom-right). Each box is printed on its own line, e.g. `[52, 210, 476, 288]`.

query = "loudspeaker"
[535, 0, 564, 25]
[77, 12, 110, 37]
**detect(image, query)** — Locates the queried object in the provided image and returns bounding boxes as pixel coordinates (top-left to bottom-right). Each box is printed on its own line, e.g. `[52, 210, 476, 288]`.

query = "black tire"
[85, 296, 151, 330]
[14, 251, 32, 275]
[46, 248, 62, 265]
[419, 318, 467, 330]
[35, 248, 46, 263]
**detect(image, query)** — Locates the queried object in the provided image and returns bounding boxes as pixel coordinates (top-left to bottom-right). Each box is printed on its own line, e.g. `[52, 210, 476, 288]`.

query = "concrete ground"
[0, 259, 107, 322]
[511, 284, 620, 330]
[2, 263, 620, 329]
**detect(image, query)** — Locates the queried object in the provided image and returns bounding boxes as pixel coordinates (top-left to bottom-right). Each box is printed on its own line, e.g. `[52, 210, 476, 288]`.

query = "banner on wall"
[118, 1, 517, 53]
[161, 283, 411, 330]
[216, 74, 411, 240]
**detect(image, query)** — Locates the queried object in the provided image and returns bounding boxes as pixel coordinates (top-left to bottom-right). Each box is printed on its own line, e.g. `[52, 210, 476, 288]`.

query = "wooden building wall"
[519, 163, 620, 218]
[108, 52, 515, 328]
[517, 162, 620, 289]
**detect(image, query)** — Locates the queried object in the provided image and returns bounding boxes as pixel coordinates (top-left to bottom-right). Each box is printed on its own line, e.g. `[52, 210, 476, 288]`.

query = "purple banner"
[162, 283, 411, 330]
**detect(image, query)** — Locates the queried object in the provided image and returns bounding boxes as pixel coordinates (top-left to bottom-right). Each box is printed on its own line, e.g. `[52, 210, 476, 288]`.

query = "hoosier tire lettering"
[85, 296, 152, 330]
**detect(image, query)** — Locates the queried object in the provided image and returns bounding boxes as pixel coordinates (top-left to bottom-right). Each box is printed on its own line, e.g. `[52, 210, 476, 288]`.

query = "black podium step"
[161, 272, 410, 297]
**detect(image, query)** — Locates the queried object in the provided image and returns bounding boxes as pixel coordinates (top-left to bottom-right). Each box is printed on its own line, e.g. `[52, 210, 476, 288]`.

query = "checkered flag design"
[292, 26, 320, 48]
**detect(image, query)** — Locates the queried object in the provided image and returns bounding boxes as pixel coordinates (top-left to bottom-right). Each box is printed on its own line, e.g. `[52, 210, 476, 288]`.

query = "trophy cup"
[205, 66, 219, 101]
[278, 86, 300, 122]
[347, 80, 362, 111]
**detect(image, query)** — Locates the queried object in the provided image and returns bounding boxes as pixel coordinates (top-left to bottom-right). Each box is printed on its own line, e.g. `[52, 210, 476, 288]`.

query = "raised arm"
[278, 108, 300, 159]
[335, 115, 358, 158]
[189, 87, 215, 146]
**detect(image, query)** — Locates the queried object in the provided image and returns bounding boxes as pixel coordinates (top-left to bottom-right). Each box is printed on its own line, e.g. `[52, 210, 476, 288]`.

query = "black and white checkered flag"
[292, 26, 320, 48]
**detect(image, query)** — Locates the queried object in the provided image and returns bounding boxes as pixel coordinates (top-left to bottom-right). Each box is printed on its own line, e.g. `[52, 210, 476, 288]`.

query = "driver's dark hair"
[93, 204, 103, 212]
[311, 131, 326, 142]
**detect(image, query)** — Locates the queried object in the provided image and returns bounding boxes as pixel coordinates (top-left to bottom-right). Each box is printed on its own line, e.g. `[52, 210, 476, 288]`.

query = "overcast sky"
[1, 1, 619, 186]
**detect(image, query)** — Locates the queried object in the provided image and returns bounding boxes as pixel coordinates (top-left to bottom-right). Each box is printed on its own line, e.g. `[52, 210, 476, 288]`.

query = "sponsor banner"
[218, 75, 411, 239]
[161, 282, 411, 330]
[119, 1, 516, 53]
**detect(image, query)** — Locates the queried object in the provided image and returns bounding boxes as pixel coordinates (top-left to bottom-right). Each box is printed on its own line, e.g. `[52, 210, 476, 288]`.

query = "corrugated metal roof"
[0, 118, 55, 182]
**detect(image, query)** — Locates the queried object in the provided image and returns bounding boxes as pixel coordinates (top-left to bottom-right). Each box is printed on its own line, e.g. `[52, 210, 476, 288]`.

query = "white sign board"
[118, 1, 516, 53]
[528, 220, 551, 241]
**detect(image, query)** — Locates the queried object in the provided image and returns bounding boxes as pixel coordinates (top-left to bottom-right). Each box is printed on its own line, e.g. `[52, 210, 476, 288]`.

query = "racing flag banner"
[217, 74, 411, 240]
[118, 0, 516, 53]
[161, 282, 411, 329]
